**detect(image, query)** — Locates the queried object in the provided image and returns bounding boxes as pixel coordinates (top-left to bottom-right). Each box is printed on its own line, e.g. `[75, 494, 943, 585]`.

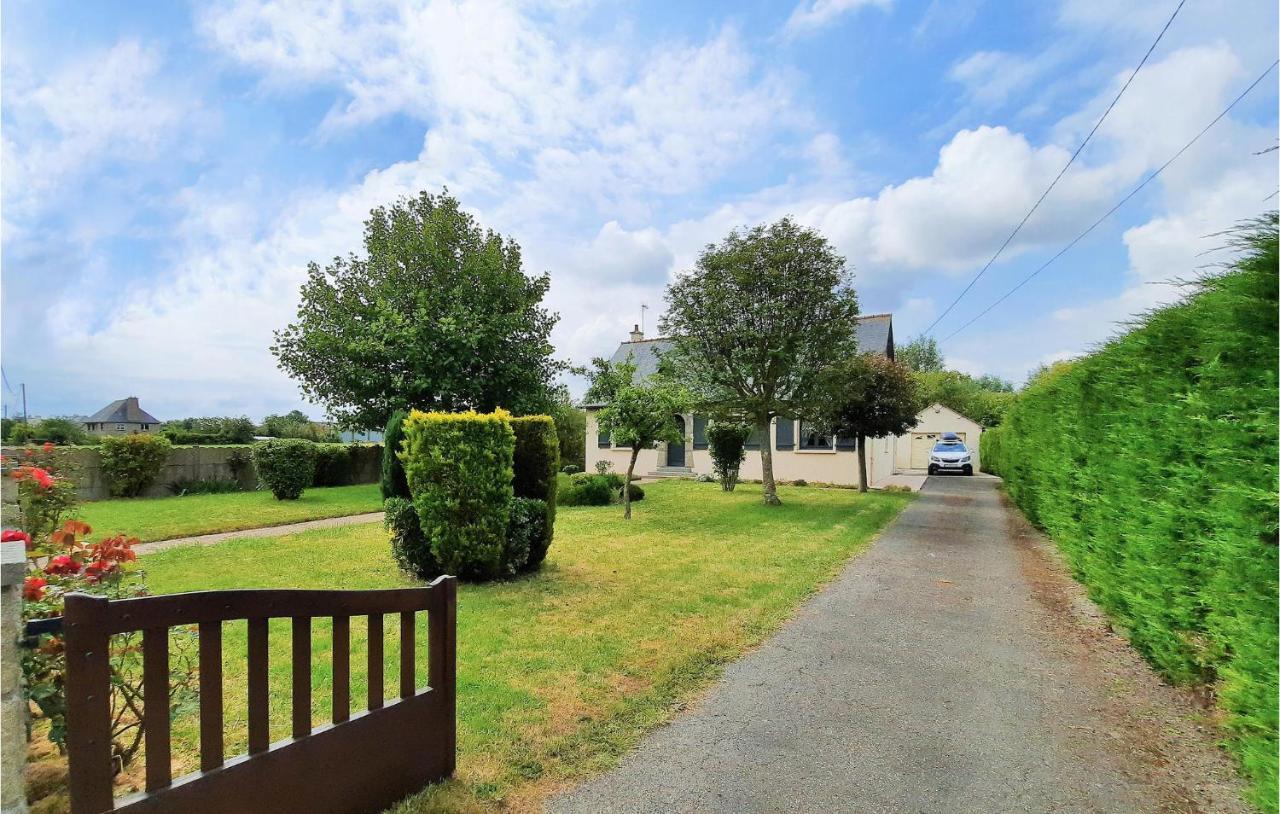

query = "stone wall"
[1, 444, 383, 502]
[1, 540, 26, 814]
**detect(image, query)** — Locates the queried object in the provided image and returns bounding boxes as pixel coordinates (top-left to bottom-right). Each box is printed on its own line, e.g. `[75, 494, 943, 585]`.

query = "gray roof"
[585, 314, 894, 406]
[854, 313, 894, 358]
[85, 397, 160, 425]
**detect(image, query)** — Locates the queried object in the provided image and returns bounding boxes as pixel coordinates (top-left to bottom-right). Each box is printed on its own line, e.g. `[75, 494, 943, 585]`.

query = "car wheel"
[927, 465, 937, 475]
[963, 466, 973, 476]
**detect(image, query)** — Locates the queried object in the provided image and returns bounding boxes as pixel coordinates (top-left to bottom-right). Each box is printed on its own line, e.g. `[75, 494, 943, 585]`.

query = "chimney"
[629, 324, 644, 342]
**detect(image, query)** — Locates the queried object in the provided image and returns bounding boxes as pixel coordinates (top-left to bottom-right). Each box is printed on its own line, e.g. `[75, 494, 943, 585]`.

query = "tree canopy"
[272, 190, 563, 430]
[660, 217, 859, 505]
[897, 335, 944, 372]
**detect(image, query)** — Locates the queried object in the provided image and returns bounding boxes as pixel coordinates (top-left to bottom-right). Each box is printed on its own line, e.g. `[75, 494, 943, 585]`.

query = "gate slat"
[199, 620, 224, 771]
[400, 611, 415, 698]
[64, 593, 114, 814]
[143, 628, 172, 790]
[292, 616, 312, 738]
[368, 613, 384, 710]
[247, 618, 269, 754]
[333, 615, 350, 723]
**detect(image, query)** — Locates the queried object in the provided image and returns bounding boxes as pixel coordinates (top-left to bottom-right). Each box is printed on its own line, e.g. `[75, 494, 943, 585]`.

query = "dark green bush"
[791, 479, 808, 487]
[381, 409, 411, 500]
[503, 497, 548, 576]
[510, 416, 558, 571]
[385, 496, 441, 579]
[994, 218, 1277, 812]
[98, 434, 172, 497]
[313, 444, 353, 486]
[559, 474, 613, 506]
[561, 464, 581, 474]
[707, 420, 752, 491]
[167, 478, 242, 496]
[252, 438, 317, 500]
[401, 410, 514, 580]
[623, 482, 644, 502]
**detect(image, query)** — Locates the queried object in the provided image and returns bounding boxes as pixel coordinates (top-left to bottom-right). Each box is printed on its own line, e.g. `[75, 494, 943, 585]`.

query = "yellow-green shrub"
[996, 218, 1277, 812]
[400, 409, 515, 580]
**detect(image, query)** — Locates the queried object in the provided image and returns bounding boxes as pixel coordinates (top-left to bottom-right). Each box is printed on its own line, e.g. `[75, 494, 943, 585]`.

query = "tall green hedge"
[401, 409, 516, 580]
[990, 219, 1277, 812]
[509, 415, 558, 570]
[381, 409, 411, 500]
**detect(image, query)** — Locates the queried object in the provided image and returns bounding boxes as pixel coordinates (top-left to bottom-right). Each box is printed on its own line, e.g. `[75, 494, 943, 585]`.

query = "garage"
[894, 404, 982, 473]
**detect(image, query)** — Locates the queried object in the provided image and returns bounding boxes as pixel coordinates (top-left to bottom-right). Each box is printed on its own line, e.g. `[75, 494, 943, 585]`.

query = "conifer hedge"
[985, 218, 1278, 812]
[509, 415, 559, 571]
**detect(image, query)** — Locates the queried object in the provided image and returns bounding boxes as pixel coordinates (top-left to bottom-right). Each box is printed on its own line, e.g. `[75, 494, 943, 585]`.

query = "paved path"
[551, 475, 1175, 814]
[135, 511, 384, 555]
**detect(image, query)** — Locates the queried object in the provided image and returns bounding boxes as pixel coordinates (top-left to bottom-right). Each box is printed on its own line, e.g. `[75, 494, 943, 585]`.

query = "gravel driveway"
[549, 475, 1248, 814]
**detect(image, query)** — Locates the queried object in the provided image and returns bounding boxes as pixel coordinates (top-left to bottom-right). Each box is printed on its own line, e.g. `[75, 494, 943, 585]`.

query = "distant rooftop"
[84, 396, 160, 425]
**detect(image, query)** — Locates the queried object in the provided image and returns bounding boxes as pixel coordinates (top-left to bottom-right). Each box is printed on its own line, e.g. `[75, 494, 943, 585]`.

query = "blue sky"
[3, 0, 1277, 422]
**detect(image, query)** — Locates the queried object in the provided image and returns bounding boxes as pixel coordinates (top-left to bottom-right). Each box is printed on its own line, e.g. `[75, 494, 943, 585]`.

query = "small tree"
[662, 217, 860, 505]
[585, 358, 687, 519]
[820, 354, 921, 492]
[706, 420, 752, 491]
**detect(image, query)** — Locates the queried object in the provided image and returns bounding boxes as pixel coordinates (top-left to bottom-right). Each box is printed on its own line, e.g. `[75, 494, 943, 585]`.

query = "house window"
[597, 424, 611, 448]
[836, 434, 856, 451]
[744, 425, 766, 450]
[115, 424, 127, 432]
[799, 421, 832, 450]
[692, 415, 708, 450]
[775, 418, 795, 450]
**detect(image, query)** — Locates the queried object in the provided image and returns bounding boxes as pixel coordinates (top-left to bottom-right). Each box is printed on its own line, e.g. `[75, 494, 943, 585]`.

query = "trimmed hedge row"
[985, 221, 1278, 812]
[385, 409, 559, 581]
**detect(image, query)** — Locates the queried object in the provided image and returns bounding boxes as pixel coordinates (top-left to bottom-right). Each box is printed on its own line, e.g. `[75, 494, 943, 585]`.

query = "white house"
[584, 315, 984, 487]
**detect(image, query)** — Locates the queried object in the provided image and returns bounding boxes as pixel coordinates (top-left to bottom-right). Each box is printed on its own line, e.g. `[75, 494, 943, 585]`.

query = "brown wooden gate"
[63, 577, 457, 814]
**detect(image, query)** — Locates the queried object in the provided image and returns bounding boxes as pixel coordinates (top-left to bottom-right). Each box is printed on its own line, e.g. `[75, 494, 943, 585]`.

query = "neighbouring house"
[83, 396, 160, 437]
[584, 315, 983, 487]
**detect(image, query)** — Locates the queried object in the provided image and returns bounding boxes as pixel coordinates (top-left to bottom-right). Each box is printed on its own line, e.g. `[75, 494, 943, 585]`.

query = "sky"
[2, 0, 1277, 422]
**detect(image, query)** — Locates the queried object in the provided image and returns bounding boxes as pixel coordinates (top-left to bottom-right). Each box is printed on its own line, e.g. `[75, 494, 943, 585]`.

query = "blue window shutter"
[775, 418, 794, 450]
[692, 415, 708, 450]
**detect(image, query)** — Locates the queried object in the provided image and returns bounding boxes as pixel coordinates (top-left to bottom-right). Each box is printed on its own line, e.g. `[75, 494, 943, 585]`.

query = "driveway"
[549, 475, 1245, 814]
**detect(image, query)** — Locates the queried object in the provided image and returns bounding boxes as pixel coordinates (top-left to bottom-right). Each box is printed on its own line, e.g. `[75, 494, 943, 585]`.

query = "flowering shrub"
[9, 450, 197, 771]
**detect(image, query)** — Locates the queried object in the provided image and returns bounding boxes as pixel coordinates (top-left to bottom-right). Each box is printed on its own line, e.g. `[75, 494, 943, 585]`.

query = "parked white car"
[927, 440, 973, 475]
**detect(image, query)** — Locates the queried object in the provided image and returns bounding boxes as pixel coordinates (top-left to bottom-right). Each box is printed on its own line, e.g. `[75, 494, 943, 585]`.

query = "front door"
[667, 416, 686, 467]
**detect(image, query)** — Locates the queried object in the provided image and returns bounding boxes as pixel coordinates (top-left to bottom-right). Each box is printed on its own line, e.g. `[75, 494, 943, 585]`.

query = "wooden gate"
[63, 577, 456, 814]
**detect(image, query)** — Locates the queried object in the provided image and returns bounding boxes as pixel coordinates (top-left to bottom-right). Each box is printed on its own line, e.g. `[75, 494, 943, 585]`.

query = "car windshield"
[933, 442, 966, 453]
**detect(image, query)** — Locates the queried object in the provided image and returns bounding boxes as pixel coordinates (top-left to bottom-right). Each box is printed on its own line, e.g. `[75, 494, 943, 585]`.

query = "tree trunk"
[856, 433, 869, 493]
[624, 446, 640, 519]
[758, 417, 781, 505]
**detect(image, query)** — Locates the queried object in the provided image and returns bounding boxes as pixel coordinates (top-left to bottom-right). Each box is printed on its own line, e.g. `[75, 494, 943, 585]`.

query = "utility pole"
[20, 384, 27, 423]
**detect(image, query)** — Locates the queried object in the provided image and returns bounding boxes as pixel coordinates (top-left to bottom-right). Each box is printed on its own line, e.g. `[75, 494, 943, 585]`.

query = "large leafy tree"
[584, 357, 688, 519]
[660, 217, 859, 505]
[272, 190, 563, 429]
[820, 354, 922, 492]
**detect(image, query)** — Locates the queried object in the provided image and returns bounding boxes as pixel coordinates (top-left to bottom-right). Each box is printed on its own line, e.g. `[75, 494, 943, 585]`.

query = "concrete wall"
[586, 412, 895, 488]
[0, 444, 383, 502]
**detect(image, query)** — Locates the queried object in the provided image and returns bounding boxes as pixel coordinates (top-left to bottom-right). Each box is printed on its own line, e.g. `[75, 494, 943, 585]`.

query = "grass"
[94, 480, 910, 812]
[73, 483, 383, 542]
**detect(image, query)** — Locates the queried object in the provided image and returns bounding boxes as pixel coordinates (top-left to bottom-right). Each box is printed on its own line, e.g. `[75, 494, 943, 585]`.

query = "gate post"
[428, 576, 457, 776]
[63, 592, 113, 814]
[1, 537, 27, 814]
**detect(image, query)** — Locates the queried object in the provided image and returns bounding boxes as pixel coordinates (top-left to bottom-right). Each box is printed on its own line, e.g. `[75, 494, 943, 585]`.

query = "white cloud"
[782, 0, 893, 39]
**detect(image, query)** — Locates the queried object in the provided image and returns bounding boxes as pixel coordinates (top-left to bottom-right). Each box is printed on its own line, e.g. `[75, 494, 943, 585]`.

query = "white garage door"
[910, 431, 967, 468]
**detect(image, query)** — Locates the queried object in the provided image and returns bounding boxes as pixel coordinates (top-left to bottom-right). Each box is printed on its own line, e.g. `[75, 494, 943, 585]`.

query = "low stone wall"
[1, 444, 383, 502]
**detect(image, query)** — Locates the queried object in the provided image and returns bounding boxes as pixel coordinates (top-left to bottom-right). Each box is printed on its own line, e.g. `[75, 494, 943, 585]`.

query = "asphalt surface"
[549, 475, 1154, 814]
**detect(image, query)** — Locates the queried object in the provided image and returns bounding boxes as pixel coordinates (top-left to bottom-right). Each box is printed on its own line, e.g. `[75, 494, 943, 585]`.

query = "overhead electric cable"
[939, 60, 1279, 342]
[920, 0, 1188, 337]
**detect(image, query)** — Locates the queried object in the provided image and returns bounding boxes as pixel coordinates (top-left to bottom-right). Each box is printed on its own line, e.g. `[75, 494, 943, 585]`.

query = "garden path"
[134, 512, 385, 555]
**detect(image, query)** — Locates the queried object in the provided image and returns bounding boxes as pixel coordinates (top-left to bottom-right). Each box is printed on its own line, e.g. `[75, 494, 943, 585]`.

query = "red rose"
[45, 555, 81, 575]
[83, 560, 117, 584]
[1, 529, 31, 549]
[23, 577, 46, 601]
[42, 442, 54, 453]
[31, 468, 55, 489]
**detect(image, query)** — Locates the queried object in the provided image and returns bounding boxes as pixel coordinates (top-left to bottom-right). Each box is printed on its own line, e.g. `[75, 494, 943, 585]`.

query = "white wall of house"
[586, 412, 898, 487]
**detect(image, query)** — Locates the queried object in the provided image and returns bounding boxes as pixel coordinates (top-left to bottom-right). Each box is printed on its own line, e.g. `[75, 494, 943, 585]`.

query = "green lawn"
[110, 481, 911, 811]
[73, 483, 383, 542]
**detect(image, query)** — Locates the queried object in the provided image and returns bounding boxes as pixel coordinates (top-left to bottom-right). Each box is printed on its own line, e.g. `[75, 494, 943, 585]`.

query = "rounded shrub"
[385, 496, 441, 579]
[401, 409, 514, 581]
[252, 438, 317, 500]
[561, 464, 581, 475]
[792, 479, 808, 487]
[559, 474, 613, 506]
[623, 482, 645, 502]
[503, 497, 548, 577]
[381, 409, 411, 500]
[98, 434, 172, 497]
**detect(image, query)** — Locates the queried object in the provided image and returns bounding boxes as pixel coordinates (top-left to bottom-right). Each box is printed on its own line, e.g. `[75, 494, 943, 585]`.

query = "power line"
[921, 0, 1188, 337]
[940, 60, 1279, 343]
